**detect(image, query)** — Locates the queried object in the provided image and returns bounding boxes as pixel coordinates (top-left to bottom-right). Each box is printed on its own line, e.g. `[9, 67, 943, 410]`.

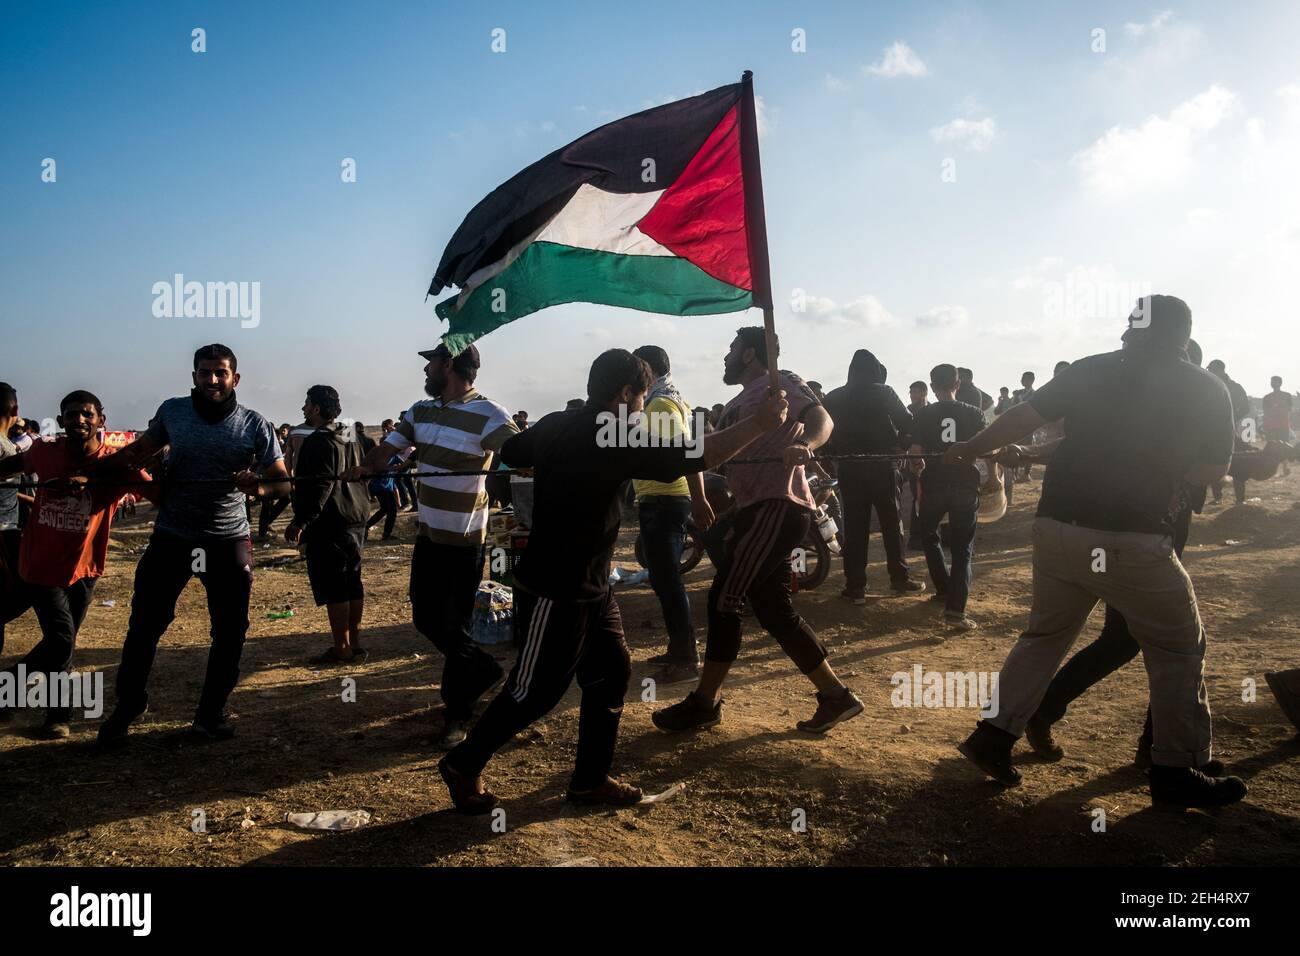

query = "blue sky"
[2, 0, 1298, 428]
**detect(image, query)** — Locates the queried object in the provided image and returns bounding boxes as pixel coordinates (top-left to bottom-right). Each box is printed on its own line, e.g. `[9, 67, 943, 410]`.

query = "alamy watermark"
[152, 273, 260, 328]
[594, 405, 704, 459]
[49, 886, 151, 936]
[1043, 269, 1152, 327]
[0, 666, 104, 718]
[891, 664, 1000, 718]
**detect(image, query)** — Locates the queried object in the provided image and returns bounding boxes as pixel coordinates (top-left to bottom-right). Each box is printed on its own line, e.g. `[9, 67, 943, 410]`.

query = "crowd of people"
[1, 295, 1298, 815]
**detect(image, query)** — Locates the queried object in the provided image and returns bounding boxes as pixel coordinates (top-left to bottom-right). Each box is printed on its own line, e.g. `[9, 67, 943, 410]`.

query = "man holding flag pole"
[427, 73, 858, 812]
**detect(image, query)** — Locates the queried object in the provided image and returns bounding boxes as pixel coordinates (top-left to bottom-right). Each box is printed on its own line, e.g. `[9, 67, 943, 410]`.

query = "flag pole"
[739, 70, 779, 393]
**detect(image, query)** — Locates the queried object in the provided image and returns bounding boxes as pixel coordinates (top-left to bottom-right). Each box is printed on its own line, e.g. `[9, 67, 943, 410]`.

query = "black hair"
[194, 343, 237, 371]
[633, 345, 671, 377]
[60, 389, 104, 416]
[930, 364, 959, 391]
[450, 352, 478, 384]
[735, 326, 776, 369]
[909, 381, 927, 392]
[0, 382, 15, 417]
[957, 367, 973, 381]
[586, 349, 655, 404]
[1131, 295, 1192, 350]
[306, 384, 341, 421]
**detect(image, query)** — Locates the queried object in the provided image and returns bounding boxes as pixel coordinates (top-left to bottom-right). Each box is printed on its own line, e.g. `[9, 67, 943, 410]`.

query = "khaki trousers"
[988, 517, 1212, 767]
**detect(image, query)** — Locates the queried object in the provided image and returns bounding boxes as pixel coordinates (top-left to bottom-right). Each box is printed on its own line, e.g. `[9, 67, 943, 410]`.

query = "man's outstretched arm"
[944, 401, 1047, 464]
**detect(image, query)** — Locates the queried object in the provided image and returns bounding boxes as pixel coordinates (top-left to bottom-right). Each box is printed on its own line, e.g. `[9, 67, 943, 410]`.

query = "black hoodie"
[822, 350, 914, 460]
[291, 422, 371, 531]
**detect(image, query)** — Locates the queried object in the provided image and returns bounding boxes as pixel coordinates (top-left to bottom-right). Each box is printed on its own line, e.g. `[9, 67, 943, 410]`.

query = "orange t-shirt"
[19, 440, 151, 588]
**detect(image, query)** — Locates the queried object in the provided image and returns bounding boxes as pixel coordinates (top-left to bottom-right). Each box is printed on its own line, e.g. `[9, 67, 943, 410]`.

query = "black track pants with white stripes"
[705, 499, 828, 674]
[446, 588, 630, 790]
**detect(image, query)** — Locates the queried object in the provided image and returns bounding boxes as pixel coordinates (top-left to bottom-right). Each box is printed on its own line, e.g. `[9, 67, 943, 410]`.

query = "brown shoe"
[438, 756, 498, 815]
[1024, 717, 1064, 761]
[565, 776, 643, 807]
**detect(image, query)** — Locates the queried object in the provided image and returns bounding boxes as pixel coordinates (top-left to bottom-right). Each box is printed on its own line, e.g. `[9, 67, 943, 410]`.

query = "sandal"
[311, 647, 354, 665]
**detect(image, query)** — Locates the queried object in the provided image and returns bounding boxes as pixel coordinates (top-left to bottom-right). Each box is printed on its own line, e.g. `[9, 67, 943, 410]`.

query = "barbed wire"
[20, 451, 963, 489]
[20, 447, 1275, 490]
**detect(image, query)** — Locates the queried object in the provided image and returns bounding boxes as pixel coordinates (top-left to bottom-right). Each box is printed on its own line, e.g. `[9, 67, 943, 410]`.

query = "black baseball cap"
[418, 342, 481, 369]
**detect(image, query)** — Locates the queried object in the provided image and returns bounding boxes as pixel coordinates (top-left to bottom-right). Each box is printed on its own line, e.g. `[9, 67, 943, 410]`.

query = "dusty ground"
[3, 470, 1299, 867]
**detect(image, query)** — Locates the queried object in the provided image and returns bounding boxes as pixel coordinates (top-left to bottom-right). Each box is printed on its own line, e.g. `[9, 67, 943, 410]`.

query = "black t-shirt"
[955, 383, 992, 424]
[501, 405, 707, 601]
[1029, 350, 1234, 534]
[912, 400, 987, 489]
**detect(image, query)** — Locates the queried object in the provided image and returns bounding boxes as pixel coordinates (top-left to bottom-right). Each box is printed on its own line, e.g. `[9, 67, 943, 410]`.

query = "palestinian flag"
[430, 73, 773, 353]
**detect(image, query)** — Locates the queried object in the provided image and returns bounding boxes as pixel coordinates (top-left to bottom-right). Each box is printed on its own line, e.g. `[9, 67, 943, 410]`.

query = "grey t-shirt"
[0, 434, 19, 531]
[145, 396, 282, 539]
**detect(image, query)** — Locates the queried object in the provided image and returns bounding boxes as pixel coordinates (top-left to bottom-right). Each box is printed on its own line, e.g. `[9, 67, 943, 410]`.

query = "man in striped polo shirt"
[352, 342, 518, 747]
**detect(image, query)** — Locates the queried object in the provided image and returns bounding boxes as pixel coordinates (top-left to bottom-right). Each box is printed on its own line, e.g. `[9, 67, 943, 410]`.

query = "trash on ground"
[285, 810, 371, 831]
[638, 782, 686, 805]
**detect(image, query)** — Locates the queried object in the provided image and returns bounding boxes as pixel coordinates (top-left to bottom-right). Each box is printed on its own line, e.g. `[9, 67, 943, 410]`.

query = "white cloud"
[823, 74, 850, 93]
[929, 117, 997, 152]
[1009, 256, 1065, 291]
[1186, 207, 1217, 227]
[1124, 10, 1174, 36]
[987, 322, 1043, 342]
[915, 305, 970, 329]
[1102, 12, 1204, 83]
[640, 317, 678, 338]
[795, 294, 899, 328]
[866, 41, 928, 78]
[1072, 85, 1238, 198]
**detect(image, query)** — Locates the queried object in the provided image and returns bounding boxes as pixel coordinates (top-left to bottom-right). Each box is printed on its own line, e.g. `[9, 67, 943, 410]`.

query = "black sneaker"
[95, 704, 147, 750]
[652, 692, 722, 733]
[1024, 717, 1064, 761]
[840, 587, 867, 605]
[957, 721, 1021, 786]
[658, 661, 700, 685]
[889, 579, 926, 594]
[796, 687, 864, 733]
[1149, 765, 1247, 809]
[187, 716, 236, 742]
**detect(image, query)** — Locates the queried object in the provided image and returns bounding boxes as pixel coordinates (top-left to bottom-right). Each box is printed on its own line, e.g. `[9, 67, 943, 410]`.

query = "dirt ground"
[3, 469, 1299, 867]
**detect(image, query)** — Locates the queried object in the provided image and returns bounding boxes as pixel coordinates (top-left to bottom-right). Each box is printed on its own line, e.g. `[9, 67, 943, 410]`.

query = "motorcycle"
[633, 471, 841, 591]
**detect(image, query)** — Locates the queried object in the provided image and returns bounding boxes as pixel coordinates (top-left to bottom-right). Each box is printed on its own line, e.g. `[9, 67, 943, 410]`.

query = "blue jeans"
[916, 480, 979, 616]
[638, 496, 697, 663]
